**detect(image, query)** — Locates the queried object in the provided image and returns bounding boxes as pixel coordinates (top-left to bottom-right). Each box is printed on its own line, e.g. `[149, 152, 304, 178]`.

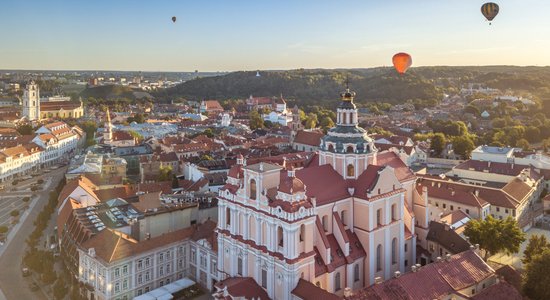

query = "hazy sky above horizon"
[2, 0, 550, 72]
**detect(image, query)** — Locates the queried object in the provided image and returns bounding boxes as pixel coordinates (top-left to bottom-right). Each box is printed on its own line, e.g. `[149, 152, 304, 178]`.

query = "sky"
[1, 0, 550, 72]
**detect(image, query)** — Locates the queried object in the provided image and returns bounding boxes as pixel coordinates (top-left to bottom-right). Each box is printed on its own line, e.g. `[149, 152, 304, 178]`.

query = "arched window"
[250, 179, 257, 200]
[376, 244, 382, 271]
[391, 204, 397, 221]
[316, 281, 321, 287]
[392, 238, 397, 264]
[347, 164, 355, 177]
[335, 272, 341, 291]
[341, 210, 347, 226]
[277, 226, 284, 247]
[299, 224, 305, 242]
[328, 144, 334, 152]
[354, 264, 360, 282]
[322, 215, 328, 232]
[347, 145, 354, 153]
[226, 207, 231, 226]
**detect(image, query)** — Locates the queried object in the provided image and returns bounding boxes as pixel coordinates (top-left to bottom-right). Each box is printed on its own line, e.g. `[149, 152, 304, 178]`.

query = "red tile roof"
[375, 152, 416, 182]
[292, 279, 340, 300]
[471, 281, 522, 300]
[297, 164, 350, 206]
[293, 130, 323, 147]
[214, 277, 269, 300]
[347, 250, 494, 300]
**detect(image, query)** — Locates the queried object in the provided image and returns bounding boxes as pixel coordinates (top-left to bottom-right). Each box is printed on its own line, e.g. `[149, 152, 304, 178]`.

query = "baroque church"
[214, 87, 418, 299]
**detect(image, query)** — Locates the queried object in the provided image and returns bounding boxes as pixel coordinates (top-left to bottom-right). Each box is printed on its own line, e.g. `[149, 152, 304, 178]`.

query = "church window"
[341, 210, 347, 226]
[277, 226, 284, 247]
[392, 238, 397, 264]
[354, 264, 360, 282]
[237, 257, 243, 275]
[261, 268, 267, 288]
[391, 204, 397, 221]
[376, 209, 382, 226]
[250, 179, 257, 200]
[322, 215, 328, 232]
[299, 224, 305, 242]
[347, 164, 355, 177]
[335, 272, 341, 291]
[328, 144, 334, 152]
[226, 208, 231, 226]
[347, 146, 354, 153]
[376, 244, 382, 271]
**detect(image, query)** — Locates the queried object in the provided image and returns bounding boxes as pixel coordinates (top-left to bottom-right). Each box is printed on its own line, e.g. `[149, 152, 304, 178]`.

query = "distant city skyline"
[2, 0, 550, 71]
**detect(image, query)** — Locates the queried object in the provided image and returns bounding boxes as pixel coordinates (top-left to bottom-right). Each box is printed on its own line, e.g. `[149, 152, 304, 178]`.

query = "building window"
[335, 272, 341, 291]
[376, 209, 382, 226]
[138, 274, 143, 284]
[145, 258, 150, 267]
[250, 179, 257, 200]
[159, 266, 164, 276]
[211, 260, 217, 274]
[122, 265, 128, 275]
[450, 205, 454, 211]
[115, 268, 120, 278]
[354, 264, 360, 282]
[392, 238, 397, 264]
[341, 210, 347, 226]
[237, 257, 243, 275]
[316, 281, 321, 287]
[299, 224, 305, 242]
[376, 244, 382, 271]
[391, 204, 397, 221]
[115, 282, 120, 293]
[443, 203, 446, 209]
[346, 146, 354, 153]
[226, 207, 231, 226]
[261, 269, 267, 288]
[322, 215, 329, 232]
[328, 144, 334, 152]
[137, 260, 143, 270]
[277, 226, 284, 247]
[405, 243, 408, 252]
[496, 207, 500, 212]
[466, 209, 470, 214]
[347, 164, 355, 177]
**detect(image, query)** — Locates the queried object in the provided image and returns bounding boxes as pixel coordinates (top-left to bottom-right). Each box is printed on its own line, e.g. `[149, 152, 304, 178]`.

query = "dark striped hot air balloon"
[481, 2, 499, 25]
[172, 16, 177, 23]
[392, 53, 412, 75]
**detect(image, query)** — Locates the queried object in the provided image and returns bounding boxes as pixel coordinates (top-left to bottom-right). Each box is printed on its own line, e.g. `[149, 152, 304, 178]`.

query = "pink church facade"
[215, 88, 418, 299]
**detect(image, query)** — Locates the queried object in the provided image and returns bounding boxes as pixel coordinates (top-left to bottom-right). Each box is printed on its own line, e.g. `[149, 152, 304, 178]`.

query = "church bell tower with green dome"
[319, 85, 377, 179]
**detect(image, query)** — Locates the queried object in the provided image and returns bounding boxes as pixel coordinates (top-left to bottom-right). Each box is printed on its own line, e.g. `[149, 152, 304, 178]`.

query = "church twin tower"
[22, 80, 40, 121]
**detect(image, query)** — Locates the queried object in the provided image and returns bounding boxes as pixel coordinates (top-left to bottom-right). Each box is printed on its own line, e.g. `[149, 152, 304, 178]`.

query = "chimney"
[394, 271, 401, 278]
[374, 277, 383, 284]
[474, 189, 479, 197]
[311, 197, 317, 208]
[437, 182, 441, 188]
[445, 254, 452, 262]
[451, 189, 455, 196]
[436, 256, 442, 262]
[411, 265, 417, 272]
[344, 287, 353, 297]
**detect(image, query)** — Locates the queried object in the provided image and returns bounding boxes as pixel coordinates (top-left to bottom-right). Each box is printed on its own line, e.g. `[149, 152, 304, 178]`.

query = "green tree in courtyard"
[464, 215, 525, 261]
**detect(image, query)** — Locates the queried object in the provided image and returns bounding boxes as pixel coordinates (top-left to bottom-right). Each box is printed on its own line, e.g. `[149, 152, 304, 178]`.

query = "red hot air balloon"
[392, 52, 412, 74]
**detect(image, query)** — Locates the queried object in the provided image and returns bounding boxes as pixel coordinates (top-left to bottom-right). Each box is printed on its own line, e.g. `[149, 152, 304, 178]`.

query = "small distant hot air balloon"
[171, 16, 177, 23]
[481, 2, 499, 25]
[392, 53, 412, 75]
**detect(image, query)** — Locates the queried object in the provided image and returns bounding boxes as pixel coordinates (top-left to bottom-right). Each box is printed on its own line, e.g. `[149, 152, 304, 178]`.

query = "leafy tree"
[127, 130, 143, 142]
[127, 113, 146, 124]
[42, 270, 57, 285]
[491, 118, 506, 129]
[517, 138, 531, 151]
[305, 113, 318, 129]
[158, 166, 173, 182]
[320, 116, 335, 130]
[464, 215, 525, 260]
[200, 154, 214, 161]
[0, 226, 7, 234]
[10, 210, 19, 217]
[525, 126, 541, 143]
[17, 124, 34, 135]
[523, 248, 550, 300]
[53, 276, 68, 300]
[430, 133, 446, 157]
[464, 105, 480, 116]
[523, 235, 550, 265]
[452, 135, 475, 158]
[248, 110, 264, 130]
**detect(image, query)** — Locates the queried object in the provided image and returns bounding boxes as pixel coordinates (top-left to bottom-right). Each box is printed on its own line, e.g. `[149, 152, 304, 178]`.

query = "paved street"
[0, 166, 67, 300]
